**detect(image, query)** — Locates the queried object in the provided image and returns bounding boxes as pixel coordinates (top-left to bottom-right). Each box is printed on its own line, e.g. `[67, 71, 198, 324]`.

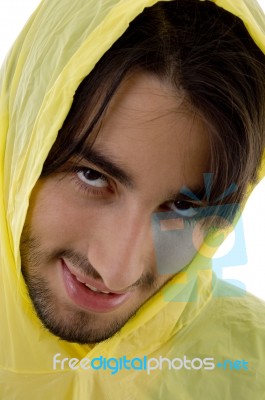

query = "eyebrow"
[74, 147, 205, 202]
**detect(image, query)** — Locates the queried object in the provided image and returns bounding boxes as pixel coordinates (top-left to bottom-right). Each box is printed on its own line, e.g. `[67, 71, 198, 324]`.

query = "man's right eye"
[77, 168, 109, 188]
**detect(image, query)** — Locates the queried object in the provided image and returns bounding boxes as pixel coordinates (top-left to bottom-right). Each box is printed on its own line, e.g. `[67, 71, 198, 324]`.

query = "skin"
[20, 73, 210, 344]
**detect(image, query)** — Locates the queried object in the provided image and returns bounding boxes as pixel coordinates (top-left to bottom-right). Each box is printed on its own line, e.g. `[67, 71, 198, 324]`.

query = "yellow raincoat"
[0, 0, 265, 398]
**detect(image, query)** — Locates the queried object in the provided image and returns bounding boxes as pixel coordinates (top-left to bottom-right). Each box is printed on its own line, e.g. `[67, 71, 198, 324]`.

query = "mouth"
[60, 259, 133, 313]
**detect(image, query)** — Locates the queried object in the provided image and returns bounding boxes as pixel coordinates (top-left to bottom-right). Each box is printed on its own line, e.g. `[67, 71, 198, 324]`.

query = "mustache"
[20, 227, 159, 290]
[54, 249, 157, 290]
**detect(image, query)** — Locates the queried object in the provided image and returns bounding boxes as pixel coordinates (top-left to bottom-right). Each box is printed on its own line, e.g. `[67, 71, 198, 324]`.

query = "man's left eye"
[77, 168, 109, 188]
[169, 200, 198, 217]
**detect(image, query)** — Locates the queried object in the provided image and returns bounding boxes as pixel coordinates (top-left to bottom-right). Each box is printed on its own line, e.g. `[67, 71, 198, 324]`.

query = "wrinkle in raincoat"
[0, 0, 265, 399]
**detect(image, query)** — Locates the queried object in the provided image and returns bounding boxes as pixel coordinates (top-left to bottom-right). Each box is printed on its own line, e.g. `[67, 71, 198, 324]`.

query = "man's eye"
[77, 168, 109, 188]
[169, 200, 198, 217]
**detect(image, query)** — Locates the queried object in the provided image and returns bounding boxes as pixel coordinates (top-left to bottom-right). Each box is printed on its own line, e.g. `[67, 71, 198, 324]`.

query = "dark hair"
[42, 0, 265, 221]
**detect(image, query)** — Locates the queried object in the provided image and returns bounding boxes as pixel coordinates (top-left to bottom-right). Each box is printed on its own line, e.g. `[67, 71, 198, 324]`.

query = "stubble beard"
[20, 226, 161, 344]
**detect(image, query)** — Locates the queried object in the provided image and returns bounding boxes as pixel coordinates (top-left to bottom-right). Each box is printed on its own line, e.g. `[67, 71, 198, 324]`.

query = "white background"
[0, 0, 264, 300]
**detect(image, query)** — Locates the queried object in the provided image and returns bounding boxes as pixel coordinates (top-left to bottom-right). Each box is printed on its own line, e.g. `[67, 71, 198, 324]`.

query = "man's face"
[20, 73, 209, 343]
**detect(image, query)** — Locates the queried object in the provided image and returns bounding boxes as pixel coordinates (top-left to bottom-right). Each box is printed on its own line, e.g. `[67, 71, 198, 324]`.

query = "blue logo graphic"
[151, 174, 247, 300]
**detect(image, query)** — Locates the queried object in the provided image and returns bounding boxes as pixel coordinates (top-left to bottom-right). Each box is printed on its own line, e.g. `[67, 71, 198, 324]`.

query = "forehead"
[89, 73, 210, 197]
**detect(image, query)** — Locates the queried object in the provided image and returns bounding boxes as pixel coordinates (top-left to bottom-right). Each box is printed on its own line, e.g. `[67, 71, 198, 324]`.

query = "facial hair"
[20, 225, 161, 344]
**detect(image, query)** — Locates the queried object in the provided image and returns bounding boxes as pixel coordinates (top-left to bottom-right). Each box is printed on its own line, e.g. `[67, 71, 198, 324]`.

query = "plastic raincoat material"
[0, 0, 265, 398]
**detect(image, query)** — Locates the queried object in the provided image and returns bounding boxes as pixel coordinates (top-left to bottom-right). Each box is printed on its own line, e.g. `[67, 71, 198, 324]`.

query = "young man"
[1, 0, 265, 398]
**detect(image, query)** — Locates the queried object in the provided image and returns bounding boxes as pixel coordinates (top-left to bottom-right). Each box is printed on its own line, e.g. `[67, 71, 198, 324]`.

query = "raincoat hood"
[0, 0, 265, 398]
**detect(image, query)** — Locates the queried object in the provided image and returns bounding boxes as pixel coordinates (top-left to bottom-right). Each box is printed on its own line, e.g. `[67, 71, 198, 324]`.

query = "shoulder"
[211, 278, 265, 325]
[193, 278, 265, 360]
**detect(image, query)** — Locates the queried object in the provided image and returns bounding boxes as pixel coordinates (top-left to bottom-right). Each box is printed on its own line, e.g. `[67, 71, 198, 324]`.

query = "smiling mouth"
[60, 259, 133, 313]
[75, 276, 112, 294]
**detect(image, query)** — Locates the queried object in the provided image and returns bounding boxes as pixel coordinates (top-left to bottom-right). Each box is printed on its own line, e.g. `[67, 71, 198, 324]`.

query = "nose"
[86, 204, 152, 292]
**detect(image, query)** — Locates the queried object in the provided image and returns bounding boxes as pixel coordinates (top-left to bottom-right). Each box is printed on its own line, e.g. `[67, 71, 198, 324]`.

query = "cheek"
[26, 181, 97, 247]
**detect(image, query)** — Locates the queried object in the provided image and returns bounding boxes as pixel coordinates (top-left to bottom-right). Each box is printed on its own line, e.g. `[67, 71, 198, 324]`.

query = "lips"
[75, 277, 111, 294]
[61, 259, 132, 313]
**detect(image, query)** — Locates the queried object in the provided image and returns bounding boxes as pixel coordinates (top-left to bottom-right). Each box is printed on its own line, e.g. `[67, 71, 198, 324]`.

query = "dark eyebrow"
[174, 186, 207, 203]
[74, 147, 206, 203]
[166, 187, 206, 205]
[74, 147, 135, 189]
